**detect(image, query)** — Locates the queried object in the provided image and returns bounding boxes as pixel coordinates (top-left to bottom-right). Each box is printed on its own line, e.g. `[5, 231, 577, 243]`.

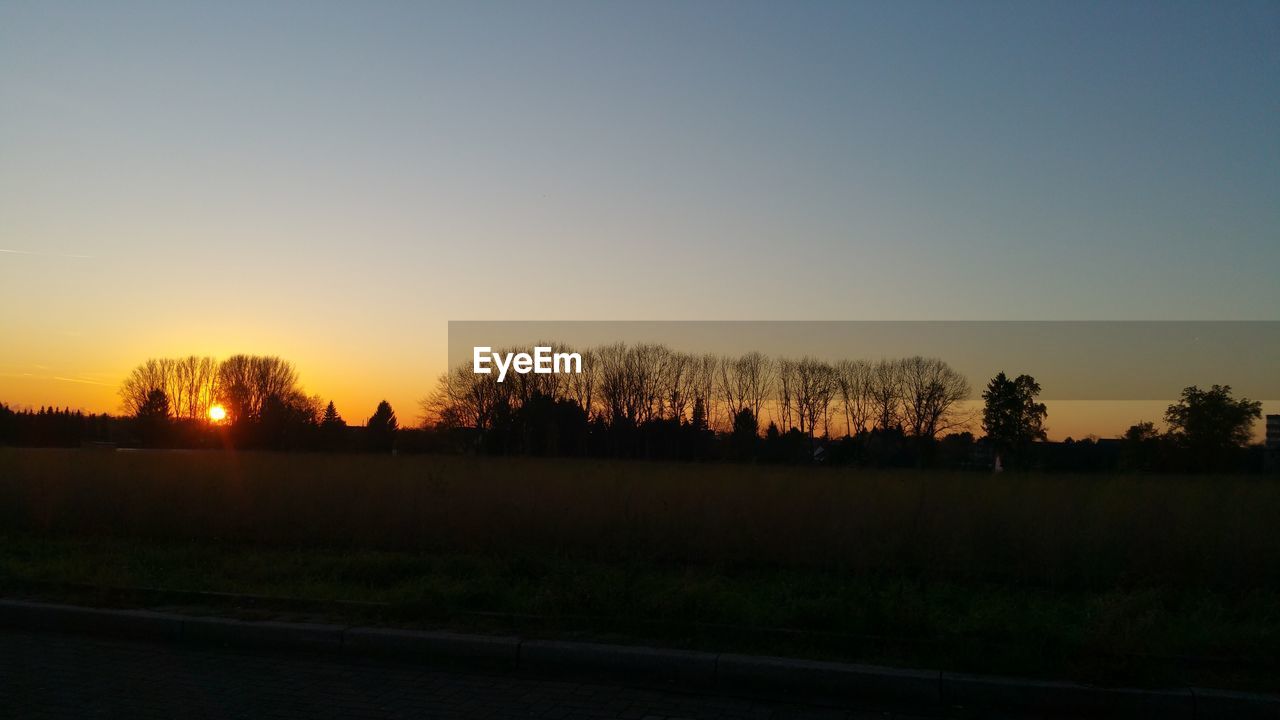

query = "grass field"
[2, 448, 1279, 689]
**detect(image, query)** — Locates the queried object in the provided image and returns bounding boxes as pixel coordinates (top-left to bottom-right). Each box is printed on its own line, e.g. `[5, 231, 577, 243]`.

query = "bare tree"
[418, 341, 972, 446]
[660, 351, 695, 422]
[119, 359, 171, 417]
[718, 351, 774, 430]
[564, 347, 598, 419]
[598, 343, 646, 424]
[739, 351, 773, 425]
[899, 356, 971, 438]
[503, 341, 563, 406]
[718, 355, 748, 422]
[868, 359, 904, 430]
[421, 362, 504, 431]
[774, 358, 798, 432]
[834, 359, 872, 437]
[169, 355, 220, 420]
[634, 344, 670, 423]
[791, 357, 836, 437]
[215, 355, 303, 422]
[689, 353, 720, 429]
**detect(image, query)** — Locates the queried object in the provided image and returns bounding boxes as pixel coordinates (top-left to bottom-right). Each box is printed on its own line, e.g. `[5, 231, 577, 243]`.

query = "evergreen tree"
[136, 388, 171, 447]
[366, 400, 398, 453]
[730, 408, 759, 461]
[684, 397, 712, 460]
[981, 372, 1047, 468]
[321, 401, 345, 428]
[690, 397, 709, 433]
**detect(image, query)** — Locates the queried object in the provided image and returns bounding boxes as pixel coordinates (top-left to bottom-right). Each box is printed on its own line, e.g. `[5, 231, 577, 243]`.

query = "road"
[0, 628, 975, 720]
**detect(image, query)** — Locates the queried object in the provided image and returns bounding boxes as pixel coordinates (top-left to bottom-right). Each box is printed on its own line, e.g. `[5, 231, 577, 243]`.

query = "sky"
[1, 1, 1277, 436]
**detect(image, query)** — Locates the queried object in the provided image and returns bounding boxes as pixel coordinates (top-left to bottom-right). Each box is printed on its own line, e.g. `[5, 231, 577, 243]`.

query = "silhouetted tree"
[136, 388, 171, 447]
[508, 392, 589, 456]
[761, 421, 783, 462]
[860, 425, 912, 467]
[834, 359, 872, 437]
[938, 431, 977, 468]
[981, 372, 1047, 468]
[215, 355, 303, 423]
[0, 403, 15, 445]
[321, 401, 344, 427]
[685, 396, 713, 460]
[719, 352, 774, 425]
[367, 400, 398, 453]
[320, 400, 347, 450]
[730, 407, 759, 461]
[119, 356, 219, 420]
[1120, 421, 1163, 472]
[868, 359, 904, 431]
[690, 397, 709, 432]
[1164, 385, 1261, 472]
[791, 358, 836, 438]
[119, 360, 168, 417]
[0, 404, 117, 447]
[899, 356, 971, 439]
[1123, 421, 1161, 443]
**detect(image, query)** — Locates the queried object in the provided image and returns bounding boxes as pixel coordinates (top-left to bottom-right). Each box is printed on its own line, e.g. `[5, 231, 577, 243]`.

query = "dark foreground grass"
[1, 448, 1279, 690]
[4, 448, 1280, 590]
[2, 534, 1278, 691]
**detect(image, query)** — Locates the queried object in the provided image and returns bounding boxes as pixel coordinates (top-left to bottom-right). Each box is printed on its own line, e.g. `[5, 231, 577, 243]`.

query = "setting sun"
[208, 405, 227, 422]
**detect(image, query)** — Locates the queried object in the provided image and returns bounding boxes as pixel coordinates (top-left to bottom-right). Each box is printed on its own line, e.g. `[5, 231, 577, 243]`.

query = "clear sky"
[2, 1, 1277, 435]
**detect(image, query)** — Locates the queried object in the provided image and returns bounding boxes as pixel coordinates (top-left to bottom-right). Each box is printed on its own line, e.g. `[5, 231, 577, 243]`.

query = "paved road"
[0, 629, 971, 720]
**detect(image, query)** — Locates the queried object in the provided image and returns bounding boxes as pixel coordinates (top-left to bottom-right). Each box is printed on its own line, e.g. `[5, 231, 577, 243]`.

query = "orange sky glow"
[2, 4, 1276, 440]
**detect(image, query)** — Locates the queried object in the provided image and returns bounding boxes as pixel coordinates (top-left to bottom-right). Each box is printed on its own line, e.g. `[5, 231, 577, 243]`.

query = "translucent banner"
[448, 321, 1280, 401]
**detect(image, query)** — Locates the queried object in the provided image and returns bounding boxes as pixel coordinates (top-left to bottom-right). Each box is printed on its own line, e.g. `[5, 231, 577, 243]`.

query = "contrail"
[53, 376, 113, 386]
[0, 248, 94, 259]
[0, 372, 112, 386]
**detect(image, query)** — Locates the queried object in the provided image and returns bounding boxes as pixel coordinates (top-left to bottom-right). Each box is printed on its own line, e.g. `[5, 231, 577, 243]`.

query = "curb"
[343, 626, 520, 669]
[183, 616, 345, 652]
[2, 599, 1278, 718]
[941, 672, 1196, 719]
[522, 640, 718, 686]
[718, 654, 941, 706]
[0, 599, 183, 642]
[1191, 688, 1280, 720]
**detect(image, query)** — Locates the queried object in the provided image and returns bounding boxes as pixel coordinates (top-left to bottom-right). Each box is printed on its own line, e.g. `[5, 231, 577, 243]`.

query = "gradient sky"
[2, 1, 1277, 435]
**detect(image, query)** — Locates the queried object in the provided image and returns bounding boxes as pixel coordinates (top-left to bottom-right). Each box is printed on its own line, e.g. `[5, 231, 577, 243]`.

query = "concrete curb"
[718, 654, 941, 706]
[2, 599, 1277, 718]
[522, 640, 717, 686]
[1190, 688, 1280, 720]
[182, 616, 344, 652]
[0, 599, 183, 641]
[941, 672, 1195, 719]
[343, 626, 519, 669]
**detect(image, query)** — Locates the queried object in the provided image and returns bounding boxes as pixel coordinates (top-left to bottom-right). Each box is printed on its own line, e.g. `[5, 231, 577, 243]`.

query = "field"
[2, 448, 1279, 689]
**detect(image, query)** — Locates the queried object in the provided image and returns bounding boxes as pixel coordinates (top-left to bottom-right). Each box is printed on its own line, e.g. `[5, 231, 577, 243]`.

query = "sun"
[208, 405, 227, 422]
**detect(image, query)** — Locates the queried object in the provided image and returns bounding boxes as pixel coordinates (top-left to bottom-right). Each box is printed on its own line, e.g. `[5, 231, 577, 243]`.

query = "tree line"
[0, 346, 1267, 472]
[421, 342, 1267, 472]
[420, 344, 1011, 465]
[117, 354, 399, 452]
[424, 345, 973, 441]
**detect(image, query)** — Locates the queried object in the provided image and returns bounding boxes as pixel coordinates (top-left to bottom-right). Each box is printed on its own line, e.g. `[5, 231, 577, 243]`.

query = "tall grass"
[2, 448, 1276, 591]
